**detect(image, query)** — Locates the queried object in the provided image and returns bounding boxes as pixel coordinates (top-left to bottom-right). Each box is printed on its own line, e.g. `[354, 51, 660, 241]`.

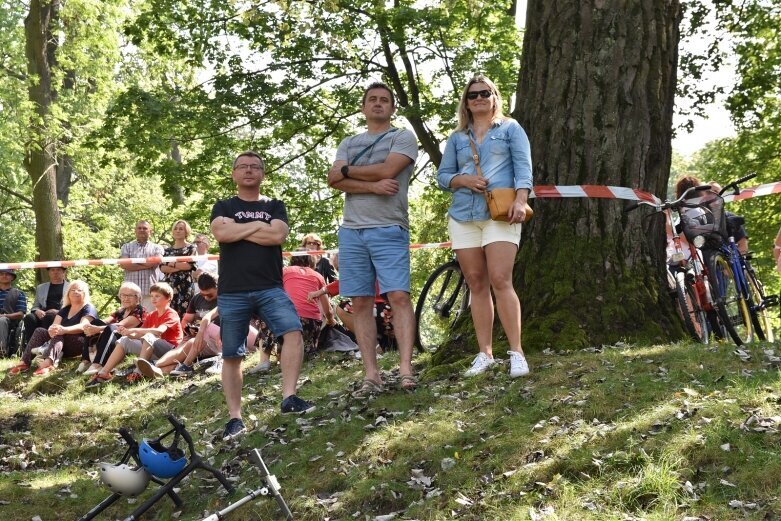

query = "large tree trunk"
[24, 0, 63, 267]
[169, 139, 186, 207]
[511, 0, 684, 350]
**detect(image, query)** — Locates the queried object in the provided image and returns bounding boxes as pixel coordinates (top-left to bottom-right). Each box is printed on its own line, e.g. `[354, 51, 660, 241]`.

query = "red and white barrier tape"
[0, 245, 454, 270]
[722, 181, 781, 203]
[2, 182, 778, 270]
[530, 185, 661, 204]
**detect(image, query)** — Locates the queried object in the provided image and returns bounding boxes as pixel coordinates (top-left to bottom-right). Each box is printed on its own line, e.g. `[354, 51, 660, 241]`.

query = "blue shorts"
[218, 288, 302, 359]
[337, 226, 410, 297]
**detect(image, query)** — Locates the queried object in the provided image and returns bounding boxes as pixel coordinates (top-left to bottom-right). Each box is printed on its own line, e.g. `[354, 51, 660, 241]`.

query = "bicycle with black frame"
[414, 254, 471, 353]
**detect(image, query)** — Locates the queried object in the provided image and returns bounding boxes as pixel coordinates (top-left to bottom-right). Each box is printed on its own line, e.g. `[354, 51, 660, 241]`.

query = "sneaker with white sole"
[281, 395, 316, 415]
[222, 418, 247, 441]
[135, 358, 163, 379]
[206, 358, 223, 375]
[248, 360, 271, 374]
[507, 350, 530, 378]
[464, 352, 495, 377]
[84, 365, 102, 376]
[75, 360, 91, 373]
[170, 363, 194, 377]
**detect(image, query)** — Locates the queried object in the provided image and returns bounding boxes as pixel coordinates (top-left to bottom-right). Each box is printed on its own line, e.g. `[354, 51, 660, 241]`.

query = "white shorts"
[448, 217, 522, 250]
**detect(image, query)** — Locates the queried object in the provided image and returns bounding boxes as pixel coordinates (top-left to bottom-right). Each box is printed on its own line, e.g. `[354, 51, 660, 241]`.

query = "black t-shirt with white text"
[185, 293, 220, 326]
[210, 196, 287, 294]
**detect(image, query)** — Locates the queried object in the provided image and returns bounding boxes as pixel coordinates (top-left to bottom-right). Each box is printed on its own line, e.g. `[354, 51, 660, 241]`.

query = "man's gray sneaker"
[170, 363, 194, 377]
[222, 418, 247, 441]
[248, 360, 271, 374]
[280, 395, 316, 415]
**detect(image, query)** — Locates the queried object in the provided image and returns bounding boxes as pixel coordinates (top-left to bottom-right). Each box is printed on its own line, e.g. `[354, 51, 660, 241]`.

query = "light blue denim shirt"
[437, 119, 533, 222]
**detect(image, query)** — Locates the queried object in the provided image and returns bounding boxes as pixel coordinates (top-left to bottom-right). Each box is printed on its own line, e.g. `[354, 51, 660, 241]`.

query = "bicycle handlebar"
[625, 183, 714, 214]
[718, 172, 757, 196]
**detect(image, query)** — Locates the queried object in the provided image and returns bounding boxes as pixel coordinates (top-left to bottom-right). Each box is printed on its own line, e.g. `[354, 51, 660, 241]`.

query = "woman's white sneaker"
[464, 352, 495, 376]
[507, 351, 529, 378]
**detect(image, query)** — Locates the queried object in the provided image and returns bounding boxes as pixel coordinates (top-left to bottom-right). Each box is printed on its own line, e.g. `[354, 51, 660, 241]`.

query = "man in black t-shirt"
[211, 150, 314, 441]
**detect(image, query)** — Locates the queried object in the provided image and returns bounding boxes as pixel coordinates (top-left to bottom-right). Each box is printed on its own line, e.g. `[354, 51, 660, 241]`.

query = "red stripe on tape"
[581, 185, 615, 199]
[533, 185, 562, 198]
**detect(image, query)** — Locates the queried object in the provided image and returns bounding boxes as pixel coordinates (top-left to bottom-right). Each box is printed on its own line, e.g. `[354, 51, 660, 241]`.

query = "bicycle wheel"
[707, 252, 753, 345]
[744, 267, 775, 342]
[673, 271, 709, 344]
[415, 261, 470, 353]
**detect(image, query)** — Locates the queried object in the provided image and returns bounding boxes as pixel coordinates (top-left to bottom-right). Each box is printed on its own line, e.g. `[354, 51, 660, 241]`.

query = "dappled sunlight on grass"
[2, 338, 781, 519]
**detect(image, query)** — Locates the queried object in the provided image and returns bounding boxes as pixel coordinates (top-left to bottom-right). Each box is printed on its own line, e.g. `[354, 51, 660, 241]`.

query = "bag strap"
[350, 128, 398, 166]
[468, 136, 484, 178]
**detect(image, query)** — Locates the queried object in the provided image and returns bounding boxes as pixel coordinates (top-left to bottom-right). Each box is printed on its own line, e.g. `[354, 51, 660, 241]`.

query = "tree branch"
[0, 181, 33, 205]
[0, 63, 26, 81]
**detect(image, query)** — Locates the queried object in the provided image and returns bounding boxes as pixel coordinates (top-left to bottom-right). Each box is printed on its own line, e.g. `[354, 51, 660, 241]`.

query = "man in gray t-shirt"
[327, 82, 419, 393]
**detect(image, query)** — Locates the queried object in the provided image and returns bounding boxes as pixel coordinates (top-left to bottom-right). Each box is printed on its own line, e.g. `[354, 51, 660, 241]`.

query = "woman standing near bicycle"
[437, 74, 532, 379]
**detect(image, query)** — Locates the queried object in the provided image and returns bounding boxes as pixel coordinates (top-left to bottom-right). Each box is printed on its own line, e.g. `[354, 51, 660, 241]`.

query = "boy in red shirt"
[86, 283, 182, 386]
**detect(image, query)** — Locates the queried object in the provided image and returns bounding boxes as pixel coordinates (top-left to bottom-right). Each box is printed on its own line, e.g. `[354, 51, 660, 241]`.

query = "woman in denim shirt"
[437, 74, 532, 379]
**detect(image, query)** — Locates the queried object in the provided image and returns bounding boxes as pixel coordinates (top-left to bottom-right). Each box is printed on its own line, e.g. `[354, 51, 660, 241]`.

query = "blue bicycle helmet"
[138, 438, 187, 478]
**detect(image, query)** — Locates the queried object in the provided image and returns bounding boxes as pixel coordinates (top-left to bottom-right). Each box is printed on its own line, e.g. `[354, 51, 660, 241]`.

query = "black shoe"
[222, 418, 247, 441]
[280, 395, 316, 415]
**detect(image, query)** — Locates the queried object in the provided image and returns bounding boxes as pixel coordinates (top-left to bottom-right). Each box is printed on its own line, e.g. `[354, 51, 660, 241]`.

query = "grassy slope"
[1, 339, 781, 521]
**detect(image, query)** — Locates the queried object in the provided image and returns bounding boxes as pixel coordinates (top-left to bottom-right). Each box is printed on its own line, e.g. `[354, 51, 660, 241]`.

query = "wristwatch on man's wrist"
[340, 165, 350, 178]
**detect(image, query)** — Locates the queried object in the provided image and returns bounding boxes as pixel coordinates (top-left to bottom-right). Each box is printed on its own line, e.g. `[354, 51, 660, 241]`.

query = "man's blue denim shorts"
[337, 225, 410, 297]
[218, 287, 302, 359]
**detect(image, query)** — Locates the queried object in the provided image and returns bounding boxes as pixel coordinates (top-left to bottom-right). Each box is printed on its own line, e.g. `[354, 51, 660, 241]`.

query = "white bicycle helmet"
[98, 462, 151, 497]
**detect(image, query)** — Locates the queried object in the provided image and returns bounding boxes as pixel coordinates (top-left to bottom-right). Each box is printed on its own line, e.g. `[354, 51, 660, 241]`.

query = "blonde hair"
[63, 280, 91, 308]
[300, 233, 323, 248]
[171, 219, 192, 239]
[455, 74, 509, 132]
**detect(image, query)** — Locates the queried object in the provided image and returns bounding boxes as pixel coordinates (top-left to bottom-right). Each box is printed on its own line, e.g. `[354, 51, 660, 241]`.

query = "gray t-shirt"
[335, 128, 418, 229]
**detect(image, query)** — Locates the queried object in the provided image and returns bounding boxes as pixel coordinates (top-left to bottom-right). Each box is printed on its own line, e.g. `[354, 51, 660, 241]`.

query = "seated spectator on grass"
[85, 282, 182, 386]
[142, 273, 222, 377]
[249, 253, 335, 373]
[192, 234, 218, 295]
[301, 233, 337, 283]
[10, 280, 96, 376]
[22, 266, 69, 347]
[0, 268, 27, 357]
[81, 282, 146, 376]
[676, 176, 749, 254]
[148, 315, 259, 378]
[307, 279, 395, 353]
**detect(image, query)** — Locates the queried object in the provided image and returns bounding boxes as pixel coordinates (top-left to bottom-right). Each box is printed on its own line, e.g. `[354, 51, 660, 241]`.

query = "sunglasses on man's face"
[467, 90, 492, 100]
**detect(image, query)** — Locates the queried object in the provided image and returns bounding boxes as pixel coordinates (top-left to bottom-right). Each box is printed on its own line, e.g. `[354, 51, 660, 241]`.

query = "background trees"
[1, 0, 778, 347]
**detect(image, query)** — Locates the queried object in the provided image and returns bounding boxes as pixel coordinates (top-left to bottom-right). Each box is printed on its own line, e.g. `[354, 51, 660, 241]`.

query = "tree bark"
[169, 139, 185, 207]
[511, 0, 684, 349]
[24, 0, 63, 265]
